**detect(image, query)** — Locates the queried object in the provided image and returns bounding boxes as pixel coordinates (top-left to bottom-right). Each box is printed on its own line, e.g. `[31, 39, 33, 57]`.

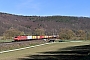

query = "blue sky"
[0, 0, 90, 17]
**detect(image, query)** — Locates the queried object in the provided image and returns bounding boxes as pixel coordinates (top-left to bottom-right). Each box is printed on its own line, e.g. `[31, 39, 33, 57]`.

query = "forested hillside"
[0, 12, 90, 40]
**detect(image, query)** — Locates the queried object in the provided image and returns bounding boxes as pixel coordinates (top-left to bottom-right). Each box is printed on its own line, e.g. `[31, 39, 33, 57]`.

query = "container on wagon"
[27, 36, 32, 40]
[32, 36, 36, 39]
[36, 36, 40, 39]
[39, 36, 43, 39]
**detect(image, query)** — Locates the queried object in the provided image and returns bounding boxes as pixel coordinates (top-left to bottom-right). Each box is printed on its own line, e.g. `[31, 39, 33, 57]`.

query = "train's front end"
[14, 36, 27, 41]
[14, 36, 19, 41]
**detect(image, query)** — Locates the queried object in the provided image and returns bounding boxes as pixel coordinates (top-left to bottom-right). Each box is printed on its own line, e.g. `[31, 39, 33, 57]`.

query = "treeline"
[1, 28, 90, 40]
[59, 28, 89, 40]
[29, 16, 88, 23]
[28, 16, 76, 23]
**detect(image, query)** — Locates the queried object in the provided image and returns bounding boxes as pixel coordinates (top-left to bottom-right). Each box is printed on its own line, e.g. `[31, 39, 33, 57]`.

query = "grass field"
[0, 39, 13, 42]
[0, 41, 90, 60]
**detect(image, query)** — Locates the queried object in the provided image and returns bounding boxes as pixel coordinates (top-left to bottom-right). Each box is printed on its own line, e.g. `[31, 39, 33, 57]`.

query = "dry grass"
[0, 41, 90, 60]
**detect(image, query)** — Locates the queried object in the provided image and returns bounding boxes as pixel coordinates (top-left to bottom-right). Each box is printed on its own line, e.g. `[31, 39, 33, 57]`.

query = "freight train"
[14, 35, 57, 41]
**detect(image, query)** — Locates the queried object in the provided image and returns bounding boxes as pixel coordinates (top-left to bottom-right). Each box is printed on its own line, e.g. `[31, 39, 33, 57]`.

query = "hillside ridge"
[0, 12, 90, 35]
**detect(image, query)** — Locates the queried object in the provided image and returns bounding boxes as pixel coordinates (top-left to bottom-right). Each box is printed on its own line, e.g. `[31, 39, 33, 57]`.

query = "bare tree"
[3, 28, 24, 39]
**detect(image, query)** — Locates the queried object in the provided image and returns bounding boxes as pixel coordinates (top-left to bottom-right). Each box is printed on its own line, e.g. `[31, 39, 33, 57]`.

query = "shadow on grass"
[18, 45, 90, 60]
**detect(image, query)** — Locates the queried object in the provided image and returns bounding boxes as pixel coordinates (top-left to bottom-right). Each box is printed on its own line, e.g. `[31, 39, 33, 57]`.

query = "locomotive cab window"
[15, 37, 17, 38]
